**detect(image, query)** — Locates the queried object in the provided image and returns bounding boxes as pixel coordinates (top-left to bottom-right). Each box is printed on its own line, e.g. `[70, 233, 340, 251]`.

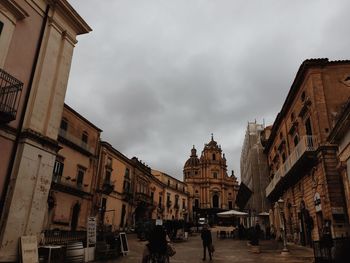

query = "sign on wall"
[20, 235, 38, 263]
[314, 192, 322, 212]
[87, 217, 96, 246]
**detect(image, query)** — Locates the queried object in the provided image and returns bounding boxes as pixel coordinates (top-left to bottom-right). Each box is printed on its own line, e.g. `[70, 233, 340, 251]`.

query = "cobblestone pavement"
[95, 233, 314, 263]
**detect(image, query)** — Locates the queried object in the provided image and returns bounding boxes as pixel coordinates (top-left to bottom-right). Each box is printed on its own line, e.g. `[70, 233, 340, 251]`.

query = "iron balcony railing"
[0, 68, 23, 123]
[266, 135, 318, 197]
[58, 128, 94, 154]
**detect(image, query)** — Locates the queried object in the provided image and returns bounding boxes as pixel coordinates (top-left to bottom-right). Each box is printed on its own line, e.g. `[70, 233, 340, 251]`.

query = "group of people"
[141, 224, 214, 262]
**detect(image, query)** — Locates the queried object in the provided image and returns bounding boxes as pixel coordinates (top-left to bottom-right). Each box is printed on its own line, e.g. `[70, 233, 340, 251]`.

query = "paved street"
[96, 233, 314, 263]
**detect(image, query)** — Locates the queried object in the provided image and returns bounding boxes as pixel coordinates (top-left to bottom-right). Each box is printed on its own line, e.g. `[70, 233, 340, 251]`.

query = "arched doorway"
[71, 202, 81, 231]
[134, 204, 148, 223]
[212, 194, 219, 208]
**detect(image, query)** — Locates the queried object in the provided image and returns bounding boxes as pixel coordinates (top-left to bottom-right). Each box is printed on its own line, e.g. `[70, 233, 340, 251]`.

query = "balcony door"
[71, 202, 80, 231]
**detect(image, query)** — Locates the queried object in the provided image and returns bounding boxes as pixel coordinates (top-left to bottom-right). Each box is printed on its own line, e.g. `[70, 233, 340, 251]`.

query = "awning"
[217, 209, 248, 218]
[235, 182, 253, 210]
[258, 212, 270, 216]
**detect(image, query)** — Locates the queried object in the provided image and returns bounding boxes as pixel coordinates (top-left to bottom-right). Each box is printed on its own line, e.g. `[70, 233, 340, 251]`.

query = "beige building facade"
[0, 0, 90, 261]
[328, 98, 350, 227]
[95, 141, 134, 231]
[265, 59, 350, 246]
[47, 104, 101, 231]
[152, 170, 189, 221]
[184, 136, 239, 224]
[239, 122, 270, 227]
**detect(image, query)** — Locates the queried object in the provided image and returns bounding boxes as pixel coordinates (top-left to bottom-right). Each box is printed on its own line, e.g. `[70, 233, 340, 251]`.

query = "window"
[151, 192, 154, 201]
[53, 159, 64, 183]
[167, 180, 170, 186]
[60, 118, 68, 131]
[212, 194, 219, 208]
[229, 201, 233, 209]
[82, 131, 88, 144]
[213, 172, 218, 179]
[105, 170, 111, 183]
[194, 199, 199, 209]
[159, 196, 162, 207]
[212, 153, 216, 160]
[123, 180, 130, 192]
[182, 199, 186, 210]
[76, 166, 86, 188]
[125, 168, 130, 178]
[106, 157, 112, 167]
[0, 21, 3, 35]
[175, 195, 179, 208]
[301, 91, 306, 102]
[176, 183, 178, 190]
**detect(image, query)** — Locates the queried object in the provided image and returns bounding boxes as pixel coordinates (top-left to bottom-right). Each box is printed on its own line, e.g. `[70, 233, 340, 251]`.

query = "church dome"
[184, 146, 200, 168]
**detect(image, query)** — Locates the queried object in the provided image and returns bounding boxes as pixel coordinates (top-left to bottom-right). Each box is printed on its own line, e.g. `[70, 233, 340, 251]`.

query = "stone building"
[265, 59, 350, 246]
[239, 122, 269, 227]
[184, 135, 239, 224]
[95, 141, 134, 231]
[328, 98, 350, 226]
[130, 157, 156, 225]
[0, 1, 90, 261]
[152, 170, 188, 221]
[47, 104, 101, 231]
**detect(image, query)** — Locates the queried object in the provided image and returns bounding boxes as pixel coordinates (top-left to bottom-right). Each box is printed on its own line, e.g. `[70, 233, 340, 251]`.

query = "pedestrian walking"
[142, 225, 170, 263]
[200, 224, 213, 261]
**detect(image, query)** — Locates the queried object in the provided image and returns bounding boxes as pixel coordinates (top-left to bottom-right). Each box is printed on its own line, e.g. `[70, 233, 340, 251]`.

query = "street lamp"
[277, 198, 290, 255]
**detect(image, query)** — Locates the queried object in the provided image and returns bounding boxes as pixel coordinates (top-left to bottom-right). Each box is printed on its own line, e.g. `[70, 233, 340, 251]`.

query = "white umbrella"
[258, 212, 270, 216]
[217, 210, 248, 218]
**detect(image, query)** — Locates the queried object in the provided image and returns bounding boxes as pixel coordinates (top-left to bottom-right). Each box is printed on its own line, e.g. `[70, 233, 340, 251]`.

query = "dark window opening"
[105, 170, 111, 183]
[194, 199, 199, 209]
[212, 154, 216, 160]
[212, 195, 219, 208]
[305, 118, 312, 136]
[76, 167, 85, 188]
[82, 131, 88, 143]
[53, 159, 64, 183]
[229, 201, 233, 209]
[0, 21, 3, 35]
[60, 118, 68, 131]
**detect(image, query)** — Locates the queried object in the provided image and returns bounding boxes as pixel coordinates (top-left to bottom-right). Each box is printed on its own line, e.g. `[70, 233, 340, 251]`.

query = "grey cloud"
[66, 0, 350, 180]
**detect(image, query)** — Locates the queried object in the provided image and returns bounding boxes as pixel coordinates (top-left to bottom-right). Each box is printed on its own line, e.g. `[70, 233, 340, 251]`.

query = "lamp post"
[277, 198, 290, 255]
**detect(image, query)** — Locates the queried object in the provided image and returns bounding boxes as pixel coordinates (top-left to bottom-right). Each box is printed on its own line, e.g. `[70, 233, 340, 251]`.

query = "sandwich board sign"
[119, 232, 129, 255]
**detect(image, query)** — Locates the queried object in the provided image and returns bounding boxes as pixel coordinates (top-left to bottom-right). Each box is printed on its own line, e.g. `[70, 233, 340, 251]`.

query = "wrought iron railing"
[41, 230, 86, 245]
[313, 237, 350, 263]
[0, 68, 23, 123]
[266, 135, 318, 197]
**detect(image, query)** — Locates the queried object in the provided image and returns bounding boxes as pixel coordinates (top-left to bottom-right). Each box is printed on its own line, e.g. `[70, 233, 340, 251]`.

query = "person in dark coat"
[142, 225, 169, 263]
[200, 224, 212, 261]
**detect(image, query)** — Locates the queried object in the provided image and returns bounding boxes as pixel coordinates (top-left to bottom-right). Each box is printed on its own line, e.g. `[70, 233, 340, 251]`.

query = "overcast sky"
[67, 0, 350, 181]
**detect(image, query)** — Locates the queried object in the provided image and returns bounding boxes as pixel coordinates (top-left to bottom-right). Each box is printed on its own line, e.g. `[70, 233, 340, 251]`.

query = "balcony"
[51, 174, 90, 197]
[58, 129, 94, 154]
[266, 135, 318, 199]
[0, 68, 23, 124]
[135, 192, 152, 205]
[102, 179, 115, 195]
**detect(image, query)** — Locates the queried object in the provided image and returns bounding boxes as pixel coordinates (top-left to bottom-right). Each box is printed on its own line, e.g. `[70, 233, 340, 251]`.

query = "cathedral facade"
[184, 135, 239, 224]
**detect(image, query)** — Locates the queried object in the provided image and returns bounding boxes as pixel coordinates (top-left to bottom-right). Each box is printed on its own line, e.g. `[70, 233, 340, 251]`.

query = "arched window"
[212, 194, 219, 208]
[212, 153, 216, 160]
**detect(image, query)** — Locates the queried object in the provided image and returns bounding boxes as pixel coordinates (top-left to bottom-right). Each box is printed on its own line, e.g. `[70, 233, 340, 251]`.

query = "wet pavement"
[95, 232, 314, 263]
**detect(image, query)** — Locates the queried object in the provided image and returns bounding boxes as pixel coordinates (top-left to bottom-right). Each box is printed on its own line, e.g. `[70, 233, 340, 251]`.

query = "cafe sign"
[314, 192, 322, 212]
